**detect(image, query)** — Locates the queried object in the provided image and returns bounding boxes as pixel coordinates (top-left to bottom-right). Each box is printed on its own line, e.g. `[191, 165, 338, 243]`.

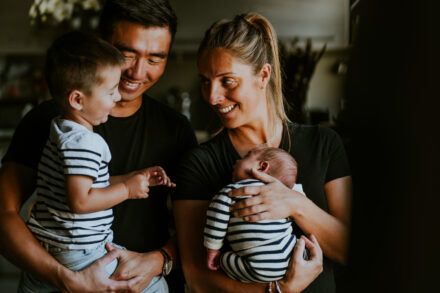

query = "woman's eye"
[223, 78, 235, 86]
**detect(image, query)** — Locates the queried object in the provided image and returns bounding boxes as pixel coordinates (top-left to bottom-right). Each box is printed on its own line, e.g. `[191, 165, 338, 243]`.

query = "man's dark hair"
[45, 31, 124, 110]
[98, 0, 177, 42]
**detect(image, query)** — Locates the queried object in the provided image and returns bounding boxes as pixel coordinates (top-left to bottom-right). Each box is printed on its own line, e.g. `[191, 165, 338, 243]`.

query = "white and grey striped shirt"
[28, 118, 113, 250]
[204, 179, 296, 282]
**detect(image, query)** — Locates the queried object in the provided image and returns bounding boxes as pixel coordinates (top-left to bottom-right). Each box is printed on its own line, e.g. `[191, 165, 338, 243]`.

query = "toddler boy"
[19, 31, 173, 293]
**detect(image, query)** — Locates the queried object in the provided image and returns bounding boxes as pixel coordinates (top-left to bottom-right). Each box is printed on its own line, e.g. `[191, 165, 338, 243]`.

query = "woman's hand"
[229, 168, 303, 221]
[231, 168, 351, 264]
[61, 249, 142, 293]
[278, 234, 323, 293]
[105, 243, 163, 293]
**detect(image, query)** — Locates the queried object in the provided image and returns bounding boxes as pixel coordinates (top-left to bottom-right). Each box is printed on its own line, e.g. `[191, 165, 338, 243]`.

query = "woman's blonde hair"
[198, 13, 289, 125]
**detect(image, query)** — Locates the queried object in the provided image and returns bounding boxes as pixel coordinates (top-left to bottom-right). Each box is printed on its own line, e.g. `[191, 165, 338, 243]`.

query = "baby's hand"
[142, 166, 176, 187]
[125, 172, 150, 199]
[206, 249, 221, 271]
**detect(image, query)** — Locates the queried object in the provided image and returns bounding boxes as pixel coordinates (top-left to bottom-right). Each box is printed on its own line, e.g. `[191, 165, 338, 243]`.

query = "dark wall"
[337, 1, 440, 292]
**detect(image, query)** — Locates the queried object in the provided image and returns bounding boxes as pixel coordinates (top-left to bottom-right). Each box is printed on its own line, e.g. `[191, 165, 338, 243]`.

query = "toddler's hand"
[125, 173, 150, 199]
[206, 249, 221, 271]
[143, 166, 176, 187]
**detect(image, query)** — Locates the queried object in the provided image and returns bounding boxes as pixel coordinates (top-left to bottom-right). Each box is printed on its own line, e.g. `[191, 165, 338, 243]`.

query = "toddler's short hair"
[44, 31, 124, 111]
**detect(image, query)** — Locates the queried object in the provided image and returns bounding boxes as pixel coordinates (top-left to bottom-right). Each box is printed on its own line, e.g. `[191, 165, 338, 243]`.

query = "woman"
[173, 13, 351, 293]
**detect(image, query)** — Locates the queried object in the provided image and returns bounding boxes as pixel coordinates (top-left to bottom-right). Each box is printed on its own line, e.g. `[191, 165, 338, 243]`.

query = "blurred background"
[0, 0, 355, 157]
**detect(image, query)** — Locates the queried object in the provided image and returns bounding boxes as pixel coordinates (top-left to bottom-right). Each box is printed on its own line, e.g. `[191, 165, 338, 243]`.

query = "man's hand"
[61, 249, 142, 293]
[106, 243, 163, 293]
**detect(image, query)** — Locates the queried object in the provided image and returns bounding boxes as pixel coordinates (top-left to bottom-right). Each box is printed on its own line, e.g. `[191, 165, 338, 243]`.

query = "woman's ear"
[259, 161, 270, 173]
[258, 63, 272, 90]
[68, 90, 85, 111]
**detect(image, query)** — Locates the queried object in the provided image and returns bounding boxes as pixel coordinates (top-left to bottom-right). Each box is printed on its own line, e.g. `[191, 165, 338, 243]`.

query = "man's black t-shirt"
[94, 96, 197, 251]
[3, 96, 197, 252]
[173, 122, 350, 293]
[3, 99, 59, 169]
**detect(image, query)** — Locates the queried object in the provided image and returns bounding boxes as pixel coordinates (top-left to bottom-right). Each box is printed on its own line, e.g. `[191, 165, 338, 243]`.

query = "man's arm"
[0, 162, 143, 292]
[0, 162, 68, 288]
[107, 227, 180, 293]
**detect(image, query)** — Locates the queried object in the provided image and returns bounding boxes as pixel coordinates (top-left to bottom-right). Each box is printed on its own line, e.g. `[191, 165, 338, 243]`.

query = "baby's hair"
[257, 147, 297, 189]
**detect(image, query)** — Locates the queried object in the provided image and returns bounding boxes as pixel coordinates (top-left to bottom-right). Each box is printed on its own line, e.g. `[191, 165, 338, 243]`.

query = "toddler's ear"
[68, 90, 85, 111]
[259, 161, 270, 173]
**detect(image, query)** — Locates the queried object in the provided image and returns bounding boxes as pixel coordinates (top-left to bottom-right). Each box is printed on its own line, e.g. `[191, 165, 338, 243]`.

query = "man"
[0, 0, 196, 292]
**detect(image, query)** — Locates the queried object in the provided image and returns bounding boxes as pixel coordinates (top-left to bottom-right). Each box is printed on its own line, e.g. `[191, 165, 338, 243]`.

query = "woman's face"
[198, 48, 269, 129]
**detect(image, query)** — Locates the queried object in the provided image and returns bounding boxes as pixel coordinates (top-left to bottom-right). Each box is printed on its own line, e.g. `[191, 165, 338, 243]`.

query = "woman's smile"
[198, 47, 268, 129]
[218, 104, 236, 114]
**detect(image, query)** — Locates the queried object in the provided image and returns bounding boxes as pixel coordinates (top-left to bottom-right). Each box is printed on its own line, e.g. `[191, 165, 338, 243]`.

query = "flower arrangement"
[29, 0, 102, 28]
[281, 38, 327, 123]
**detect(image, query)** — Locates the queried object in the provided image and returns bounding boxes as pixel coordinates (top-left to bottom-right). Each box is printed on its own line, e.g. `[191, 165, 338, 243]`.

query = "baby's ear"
[68, 90, 85, 111]
[259, 161, 270, 173]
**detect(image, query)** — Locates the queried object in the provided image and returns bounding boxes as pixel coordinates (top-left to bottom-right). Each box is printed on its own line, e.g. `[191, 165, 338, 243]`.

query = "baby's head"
[45, 31, 125, 125]
[232, 147, 298, 188]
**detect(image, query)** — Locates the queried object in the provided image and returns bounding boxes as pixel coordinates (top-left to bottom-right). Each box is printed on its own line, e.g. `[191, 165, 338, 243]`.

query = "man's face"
[108, 21, 172, 102]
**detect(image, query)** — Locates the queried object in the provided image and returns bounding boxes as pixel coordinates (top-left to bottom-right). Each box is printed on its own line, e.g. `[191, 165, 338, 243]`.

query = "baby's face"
[232, 148, 263, 182]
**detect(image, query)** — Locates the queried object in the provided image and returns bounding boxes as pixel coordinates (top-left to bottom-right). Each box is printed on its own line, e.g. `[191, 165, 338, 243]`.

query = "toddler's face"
[81, 65, 122, 126]
[232, 148, 263, 182]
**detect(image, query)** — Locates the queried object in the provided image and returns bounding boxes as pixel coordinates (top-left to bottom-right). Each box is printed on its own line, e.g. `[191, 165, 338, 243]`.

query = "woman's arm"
[0, 162, 139, 292]
[230, 169, 352, 264]
[174, 199, 322, 293]
[174, 200, 267, 293]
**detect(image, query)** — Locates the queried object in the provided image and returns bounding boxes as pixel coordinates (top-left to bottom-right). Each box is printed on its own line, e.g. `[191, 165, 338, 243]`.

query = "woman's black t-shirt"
[173, 122, 351, 293]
